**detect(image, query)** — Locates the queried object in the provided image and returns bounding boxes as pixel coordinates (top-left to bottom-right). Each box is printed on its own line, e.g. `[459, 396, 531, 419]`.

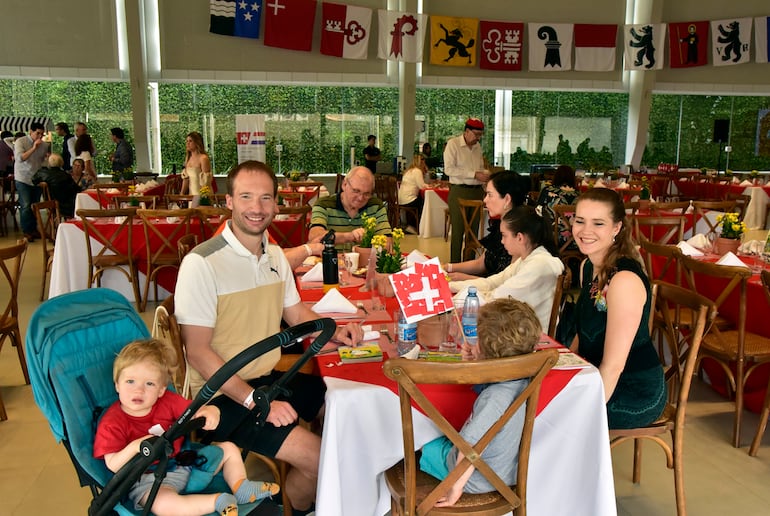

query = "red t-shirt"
[93, 391, 191, 459]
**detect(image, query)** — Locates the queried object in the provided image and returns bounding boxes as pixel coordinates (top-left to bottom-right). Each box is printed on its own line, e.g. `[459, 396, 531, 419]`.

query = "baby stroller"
[26, 288, 335, 516]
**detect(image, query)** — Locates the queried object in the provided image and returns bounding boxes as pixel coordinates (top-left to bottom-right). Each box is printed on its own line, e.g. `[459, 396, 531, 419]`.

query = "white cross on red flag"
[264, 0, 317, 52]
[390, 259, 454, 324]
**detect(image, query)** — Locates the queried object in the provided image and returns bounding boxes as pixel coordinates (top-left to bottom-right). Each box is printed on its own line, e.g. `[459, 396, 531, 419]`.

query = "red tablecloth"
[268, 213, 308, 248]
[278, 188, 319, 205]
[420, 187, 449, 203]
[674, 179, 770, 200]
[85, 183, 167, 208]
[579, 184, 642, 202]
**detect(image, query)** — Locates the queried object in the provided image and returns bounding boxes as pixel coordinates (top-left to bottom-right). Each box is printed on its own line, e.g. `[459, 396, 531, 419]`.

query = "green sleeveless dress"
[575, 257, 666, 429]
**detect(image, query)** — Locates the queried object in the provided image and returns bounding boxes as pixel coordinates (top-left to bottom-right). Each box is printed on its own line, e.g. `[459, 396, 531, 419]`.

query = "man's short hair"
[55, 122, 69, 133]
[367, 134, 376, 142]
[226, 160, 278, 196]
[477, 298, 540, 359]
[0, 131, 12, 139]
[110, 127, 125, 139]
[30, 122, 45, 132]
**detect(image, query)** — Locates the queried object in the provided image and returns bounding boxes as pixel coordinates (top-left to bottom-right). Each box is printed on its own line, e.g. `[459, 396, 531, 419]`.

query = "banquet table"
[297, 282, 616, 516]
[673, 181, 770, 228]
[74, 183, 167, 213]
[277, 186, 328, 206]
[418, 188, 449, 238]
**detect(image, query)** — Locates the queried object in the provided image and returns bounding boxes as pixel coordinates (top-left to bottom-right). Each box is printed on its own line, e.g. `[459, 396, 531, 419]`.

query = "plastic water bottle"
[462, 287, 480, 346]
[396, 309, 417, 356]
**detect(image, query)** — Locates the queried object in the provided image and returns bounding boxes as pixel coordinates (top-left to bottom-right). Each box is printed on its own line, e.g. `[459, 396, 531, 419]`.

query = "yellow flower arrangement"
[199, 185, 213, 206]
[716, 212, 747, 240]
[372, 228, 404, 273]
[358, 216, 378, 248]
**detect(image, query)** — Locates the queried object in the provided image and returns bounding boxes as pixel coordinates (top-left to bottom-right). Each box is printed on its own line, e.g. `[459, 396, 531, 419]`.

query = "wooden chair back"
[547, 267, 572, 339]
[94, 183, 130, 208]
[279, 192, 304, 208]
[111, 195, 158, 210]
[458, 198, 484, 261]
[639, 239, 683, 285]
[610, 281, 715, 516]
[32, 200, 61, 301]
[288, 181, 324, 204]
[335, 173, 345, 194]
[177, 233, 199, 263]
[163, 174, 183, 196]
[0, 239, 29, 420]
[750, 270, 770, 456]
[196, 206, 232, 240]
[633, 215, 686, 245]
[650, 201, 690, 214]
[692, 200, 737, 239]
[383, 349, 559, 515]
[165, 194, 196, 209]
[37, 181, 51, 202]
[551, 204, 585, 272]
[212, 193, 228, 208]
[153, 296, 189, 397]
[76, 208, 143, 307]
[725, 193, 752, 221]
[269, 205, 311, 248]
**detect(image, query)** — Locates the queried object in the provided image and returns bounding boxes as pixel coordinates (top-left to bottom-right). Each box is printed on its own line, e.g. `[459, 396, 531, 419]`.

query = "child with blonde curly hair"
[94, 339, 279, 516]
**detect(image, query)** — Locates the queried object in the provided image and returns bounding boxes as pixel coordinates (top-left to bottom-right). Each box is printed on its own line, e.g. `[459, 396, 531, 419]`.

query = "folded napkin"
[739, 180, 753, 187]
[312, 288, 358, 313]
[686, 233, 710, 250]
[301, 262, 323, 283]
[581, 179, 590, 186]
[678, 177, 689, 182]
[594, 179, 606, 187]
[716, 252, 749, 268]
[739, 239, 765, 255]
[732, 177, 740, 184]
[615, 182, 629, 189]
[107, 188, 121, 194]
[677, 241, 704, 256]
[400, 344, 421, 359]
[362, 330, 381, 341]
[405, 249, 429, 267]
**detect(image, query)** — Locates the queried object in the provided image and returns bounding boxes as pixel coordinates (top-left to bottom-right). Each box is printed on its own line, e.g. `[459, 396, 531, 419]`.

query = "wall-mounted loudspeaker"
[713, 119, 729, 143]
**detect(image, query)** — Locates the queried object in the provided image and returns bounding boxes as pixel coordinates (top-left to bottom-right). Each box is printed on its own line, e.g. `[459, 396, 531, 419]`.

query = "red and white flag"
[320, 2, 371, 59]
[528, 23, 573, 71]
[264, 0, 317, 52]
[391, 259, 454, 324]
[479, 20, 524, 71]
[377, 9, 428, 62]
[574, 24, 617, 71]
[668, 21, 708, 68]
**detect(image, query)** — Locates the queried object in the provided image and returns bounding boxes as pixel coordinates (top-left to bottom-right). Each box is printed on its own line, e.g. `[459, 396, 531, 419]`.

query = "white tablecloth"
[49, 221, 169, 302]
[74, 192, 100, 215]
[418, 189, 448, 238]
[742, 186, 770, 229]
[316, 366, 616, 516]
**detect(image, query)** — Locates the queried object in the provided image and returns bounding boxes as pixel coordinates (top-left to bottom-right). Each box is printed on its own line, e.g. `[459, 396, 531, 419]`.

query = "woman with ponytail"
[449, 206, 564, 330]
[571, 188, 666, 429]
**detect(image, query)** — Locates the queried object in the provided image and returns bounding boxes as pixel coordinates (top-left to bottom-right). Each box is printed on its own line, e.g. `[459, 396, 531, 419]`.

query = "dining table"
[673, 180, 770, 229]
[74, 183, 168, 213]
[418, 187, 450, 238]
[297, 279, 616, 516]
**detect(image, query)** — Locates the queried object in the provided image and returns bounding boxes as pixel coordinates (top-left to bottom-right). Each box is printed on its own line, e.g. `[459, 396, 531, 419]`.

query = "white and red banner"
[528, 23, 573, 71]
[235, 114, 266, 163]
[320, 2, 371, 59]
[573, 24, 617, 71]
[668, 21, 708, 68]
[377, 9, 428, 62]
[624, 23, 665, 70]
[478, 20, 524, 71]
[264, 0, 317, 52]
[711, 18, 752, 66]
[390, 259, 454, 324]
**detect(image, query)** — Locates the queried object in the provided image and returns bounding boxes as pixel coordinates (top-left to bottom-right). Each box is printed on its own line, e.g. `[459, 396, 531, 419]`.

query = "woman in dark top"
[443, 170, 529, 280]
[571, 188, 666, 429]
[537, 165, 579, 248]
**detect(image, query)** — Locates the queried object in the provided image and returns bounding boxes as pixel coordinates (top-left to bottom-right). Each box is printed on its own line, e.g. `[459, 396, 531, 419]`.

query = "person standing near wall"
[363, 134, 381, 174]
[54, 122, 75, 171]
[14, 122, 48, 241]
[444, 117, 489, 262]
[109, 127, 133, 173]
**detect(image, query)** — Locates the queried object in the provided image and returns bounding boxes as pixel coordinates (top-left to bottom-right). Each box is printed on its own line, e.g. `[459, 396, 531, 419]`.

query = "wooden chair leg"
[13, 330, 30, 384]
[0, 388, 7, 421]
[632, 438, 643, 483]
[749, 378, 770, 456]
[673, 425, 686, 515]
[734, 361, 745, 448]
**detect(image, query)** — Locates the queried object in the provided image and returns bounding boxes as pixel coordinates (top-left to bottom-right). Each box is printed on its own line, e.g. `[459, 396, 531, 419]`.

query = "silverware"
[357, 302, 369, 315]
[381, 325, 393, 343]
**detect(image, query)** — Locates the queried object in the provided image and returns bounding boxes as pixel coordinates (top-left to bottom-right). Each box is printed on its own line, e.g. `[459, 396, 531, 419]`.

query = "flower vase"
[375, 272, 396, 298]
[353, 245, 373, 270]
[714, 237, 741, 256]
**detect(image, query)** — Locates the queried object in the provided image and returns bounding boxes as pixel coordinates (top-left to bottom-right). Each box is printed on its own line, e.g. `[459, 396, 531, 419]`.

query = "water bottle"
[462, 287, 480, 346]
[396, 309, 417, 356]
[321, 230, 339, 293]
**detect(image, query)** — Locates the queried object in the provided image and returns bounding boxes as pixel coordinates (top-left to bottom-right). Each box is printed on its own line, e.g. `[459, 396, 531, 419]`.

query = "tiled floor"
[1, 229, 770, 515]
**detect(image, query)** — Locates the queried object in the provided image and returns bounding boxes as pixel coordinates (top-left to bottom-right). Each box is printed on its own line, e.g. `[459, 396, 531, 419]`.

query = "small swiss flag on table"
[264, 0, 317, 52]
[391, 259, 454, 324]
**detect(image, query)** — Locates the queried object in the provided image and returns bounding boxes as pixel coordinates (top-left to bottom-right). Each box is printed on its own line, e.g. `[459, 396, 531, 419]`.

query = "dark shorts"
[205, 371, 325, 457]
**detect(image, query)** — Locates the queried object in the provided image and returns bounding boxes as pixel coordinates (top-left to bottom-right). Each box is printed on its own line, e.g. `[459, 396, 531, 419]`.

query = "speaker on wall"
[713, 119, 730, 143]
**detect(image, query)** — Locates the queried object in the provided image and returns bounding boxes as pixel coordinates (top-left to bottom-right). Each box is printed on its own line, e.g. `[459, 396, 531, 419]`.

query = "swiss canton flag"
[624, 24, 665, 70]
[668, 21, 708, 68]
[377, 10, 428, 62]
[210, 0, 261, 39]
[264, 0, 317, 51]
[574, 24, 617, 71]
[755, 16, 770, 64]
[479, 20, 524, 71]
[528, 23, 573, 71]
[390, 259, 454, 324]
[429, 15, 478, 67]
[320, 2, 372, 60]
[711, 18, 752, 66]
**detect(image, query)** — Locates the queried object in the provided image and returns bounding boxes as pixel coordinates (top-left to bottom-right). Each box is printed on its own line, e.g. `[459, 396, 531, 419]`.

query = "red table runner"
[420, 187, 449, 203]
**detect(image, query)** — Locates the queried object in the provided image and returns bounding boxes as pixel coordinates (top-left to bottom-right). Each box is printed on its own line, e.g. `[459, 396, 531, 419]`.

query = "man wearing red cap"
[444, 117, 489, 262]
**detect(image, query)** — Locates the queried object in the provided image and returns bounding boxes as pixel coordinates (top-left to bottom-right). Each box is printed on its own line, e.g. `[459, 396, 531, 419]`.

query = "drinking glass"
[338, 253, 349, 286]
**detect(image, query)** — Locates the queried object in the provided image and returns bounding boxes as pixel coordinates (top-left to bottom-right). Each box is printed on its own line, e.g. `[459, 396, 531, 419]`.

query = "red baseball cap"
[465, 118, 485, 130]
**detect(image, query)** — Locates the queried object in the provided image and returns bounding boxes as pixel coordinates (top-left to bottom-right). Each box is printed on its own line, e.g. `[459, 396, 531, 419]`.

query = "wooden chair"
[0, 239, 29, 421]
[32, 200, 61, 301]
[0, 177, 20, 235]
[165, 194, 196, 209]
[77, 208, 143, 309]
[725, 193, 752, 222]
[176, 233, 199, 263]
[458, 198, 484, 261]
[288, 180, 324, 204]
[650, 201, 691, 215]
[279, 192, 304, 208]
[135, 208, 198, 312]
[551, 204, 585, 276]
[163, 174, 183, 196]
[335, 173, 345, 194]
[679, 254, 770, 447]
[443, 207, 451, 242]
[37, 181, 51, 202]
[94, 183, 130, 209]
[692, 200, 737, 239]
[196, 206, 232, 240]
[387, 176, 420, 230]
[383, 350, 559, 515]
[269, 205, 310, 248]
[212, 193, 228, 208]
[633, 215, 686, 245]
[110, 195, 158, 210]
[610, 281, 716, 516]
[749, 270, 770, 456]
[547, 268, 572, 339]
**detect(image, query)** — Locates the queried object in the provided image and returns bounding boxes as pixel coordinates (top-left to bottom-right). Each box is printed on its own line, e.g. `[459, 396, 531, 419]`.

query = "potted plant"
[713, 212, 746, 255]
[352, 216, 377, 266]
[198, 185, 212, 206]
[638, 177, 651, 209]
[372, 229, 404, 297]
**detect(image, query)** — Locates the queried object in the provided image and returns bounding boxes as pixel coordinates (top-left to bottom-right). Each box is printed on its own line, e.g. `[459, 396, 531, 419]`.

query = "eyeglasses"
[345, 180, 373, 198]
[467, 129, 483, 138]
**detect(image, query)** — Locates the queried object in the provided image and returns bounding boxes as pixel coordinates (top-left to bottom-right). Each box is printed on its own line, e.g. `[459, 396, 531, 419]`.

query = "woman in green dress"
[571, 188, 666, 429]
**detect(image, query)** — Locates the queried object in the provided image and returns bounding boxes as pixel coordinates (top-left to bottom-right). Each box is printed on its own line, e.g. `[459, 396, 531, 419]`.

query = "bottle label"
[397, 323, 417, 342]
[462, 324, 477, 339]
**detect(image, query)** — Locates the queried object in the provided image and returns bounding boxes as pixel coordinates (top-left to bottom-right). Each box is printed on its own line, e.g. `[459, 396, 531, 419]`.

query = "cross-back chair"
[279, 192, 304, 208]
[196, 206, 232, 240]
[288, 180, 324, 204]
[94, 183, 130, 209]
[176, 233, 199, 263]
[0, 239, 29, 421]
[458, 198, 484, 261]
[610, 281, 716, 516]
[165, 194, 196, 209]
[551, 204, 585, 277]
[76, 208, 143, 308]
[633, 215, 686, 245]
[692, 200, 738, 239]
[679, 254, 770, 447]
[650, 201, 691, 215]
[749, 270, 770, 456]
[269, 205, 310, 248]
[135, 208, 198, 312]
[0, 177, 20, 235]
[383, 350, 559, 515]
[387, 175, 420, 230]
[32, 199, 61, 301]
[37, 181, 51, 202]
[163, 173, 183, 196]
[110, 195, 158, 210]
[335, 173, 345, 194]
[547, 267, 572, 339]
